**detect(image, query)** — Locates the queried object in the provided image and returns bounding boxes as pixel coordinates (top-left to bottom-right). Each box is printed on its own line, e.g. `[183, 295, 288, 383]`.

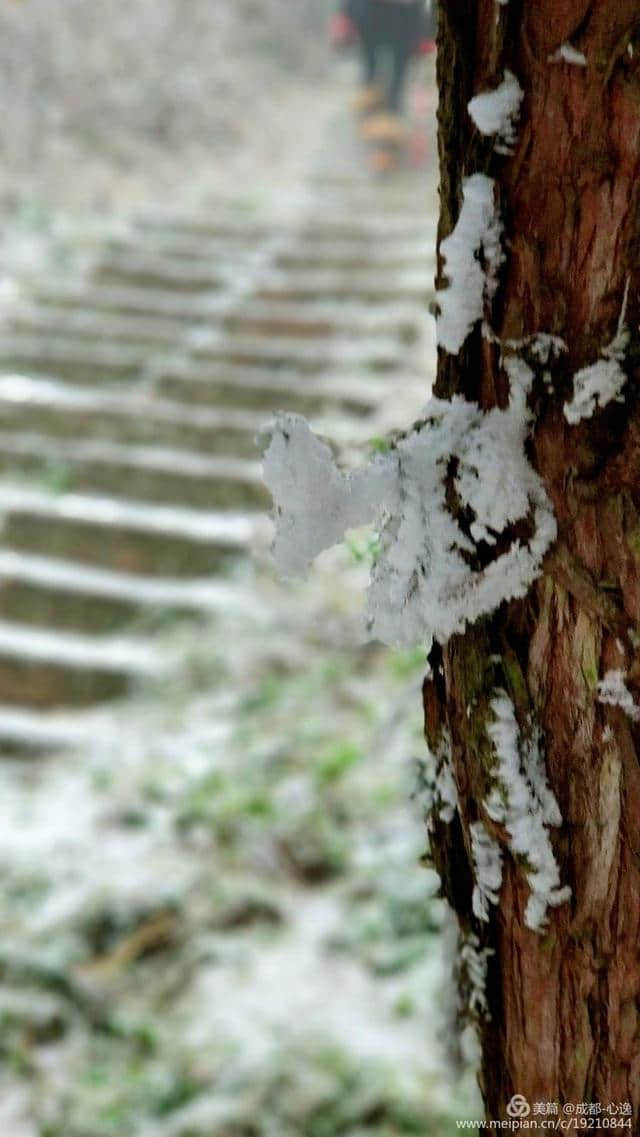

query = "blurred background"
[0, 2, 481, 1133]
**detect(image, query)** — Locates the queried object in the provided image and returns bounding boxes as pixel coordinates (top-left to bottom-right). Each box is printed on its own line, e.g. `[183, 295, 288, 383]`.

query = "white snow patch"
[564, 359, 627, 423]
[414, 726, 458, 828]
[468, 71, 523, 154]
[597, 669, 640, 723]
[564, 281, 630, 423]
[261, 415, 396, 578]
[485, 691, 570, 931]
[263, 362, 556, 647]
[550, 43, 587, 66]
[459, 931, 494, 1020]
[512, 333, 567, 364]
[437, 174, 504, 354]
[470, 821, 503, 922]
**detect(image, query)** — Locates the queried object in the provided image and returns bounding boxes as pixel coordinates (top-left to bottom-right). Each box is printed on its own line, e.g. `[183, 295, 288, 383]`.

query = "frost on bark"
[429, 0, 640, 1119]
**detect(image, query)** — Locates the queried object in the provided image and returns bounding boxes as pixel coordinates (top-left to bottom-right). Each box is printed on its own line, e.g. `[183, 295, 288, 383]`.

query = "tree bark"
[428, 0, 640, 1121]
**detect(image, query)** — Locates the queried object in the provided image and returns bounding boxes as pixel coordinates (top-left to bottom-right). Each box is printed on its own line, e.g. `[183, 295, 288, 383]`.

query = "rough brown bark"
[429, 0, 640, 1122]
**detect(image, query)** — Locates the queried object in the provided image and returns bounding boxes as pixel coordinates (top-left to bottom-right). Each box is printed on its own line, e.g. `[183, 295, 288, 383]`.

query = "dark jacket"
[344, 0, 435, 50]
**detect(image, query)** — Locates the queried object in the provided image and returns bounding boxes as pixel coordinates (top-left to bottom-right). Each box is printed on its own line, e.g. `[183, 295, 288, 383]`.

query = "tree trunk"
[427, 0, 640, 1121]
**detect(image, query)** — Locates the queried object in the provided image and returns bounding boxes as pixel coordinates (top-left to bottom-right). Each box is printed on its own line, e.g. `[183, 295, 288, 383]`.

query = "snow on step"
[0, 373, 372, 449]
[0, 703, 94, 749]
[307, 178, 434, 214]
[258, 272, 434, 303]
[0, 373, 265, 430]
[0, 550, 260, 614]
[134, 212, 279, 242]
[113, 229, 433, 268]
[7, 303, 205, 346]
[0, 485, 267, 546]
[155, 362, 405, 421]
[263, 266, 432, 292]
[0, 334, 146, 376]
[0, 699, 236, 751]
[220, 299, 427, 339]
[0, 431, 263, 485]
[156, 358, 384, 403]
[274, 240, 435, 269]
[136, 208, 426, 242]
[31, 280, 222, 321]
[294, 215, 431, 240]
[0, 620, 165, 675]
[191, 332, 402, 371]
[107, 230, 272, 263]
[95, 249, 227, 290]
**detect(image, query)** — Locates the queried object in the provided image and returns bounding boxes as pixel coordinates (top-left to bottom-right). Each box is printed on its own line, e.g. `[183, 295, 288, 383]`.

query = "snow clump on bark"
[549, 43, 587, 66]
[470, 820, 503, 923]
[597, 669, 640, 723]
[413, 725, 458, 829]
[458, 931, 494, 1020]
[484, 691, 571, 931]
[564, 279, 630, 423]
[467, 71, 523, 154]
[262, 357, 556, 648]
[436, 173, 504, 354]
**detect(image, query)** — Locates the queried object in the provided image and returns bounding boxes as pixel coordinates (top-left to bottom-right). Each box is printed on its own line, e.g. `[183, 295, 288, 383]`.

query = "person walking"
[332, 2, 436, 112]
[338, 0, 436, 168]
[351, 0, 425, 115]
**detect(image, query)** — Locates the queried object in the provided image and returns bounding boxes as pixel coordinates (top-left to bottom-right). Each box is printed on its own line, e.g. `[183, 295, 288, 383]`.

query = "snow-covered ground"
[0, 551, 480, 1135]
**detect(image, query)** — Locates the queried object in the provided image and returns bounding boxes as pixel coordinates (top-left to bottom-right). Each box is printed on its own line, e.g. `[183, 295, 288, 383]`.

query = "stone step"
[134, 212, 278, 243]
[30, 280, 221, 322]
[0, 702, 92, 752]
[219, 299, 425, 342]
[0, 374, 373, 455]
[94, 250, 226, 292]
[308, 170, 432, 199]
[107, 230, 269, 264]
[111, 227, 433, 270]
[257, 269, 434, 304]
[0, 432, 269, 510]
[94, 251, 433, 305]
[0, 620, 166, 708]
[274, 242, 434, 272]
[7, 304, 207, 348]
[297, 216, 433, 241]
[28, 278, 431, 330]
[135, 209, 427, 243]
[0, 335, 147, 383]
[0, 485, 266, 576]
[0, 574, 140, 636]
[155, 360, 383, 415]
[263, 263, 433, 291]
[0, 373, 265, 456]
[13, 294, 427, 350]
[0, 549, 256, 634]
[191, 332, 402, 374]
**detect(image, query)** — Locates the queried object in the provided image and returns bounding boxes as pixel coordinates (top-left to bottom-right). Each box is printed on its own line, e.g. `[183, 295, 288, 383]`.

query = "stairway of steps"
[0, 162, 437, 749]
